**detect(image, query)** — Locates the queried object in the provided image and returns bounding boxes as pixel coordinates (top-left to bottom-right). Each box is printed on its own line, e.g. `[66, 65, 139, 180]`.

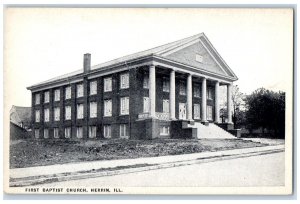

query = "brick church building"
[27, 33, 239, 140]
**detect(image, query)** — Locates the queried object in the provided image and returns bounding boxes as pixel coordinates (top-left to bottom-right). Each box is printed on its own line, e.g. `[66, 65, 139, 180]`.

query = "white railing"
[155, 112, 170, 120]
[138, 112, 170, 120]
[138, 112, 150, 120]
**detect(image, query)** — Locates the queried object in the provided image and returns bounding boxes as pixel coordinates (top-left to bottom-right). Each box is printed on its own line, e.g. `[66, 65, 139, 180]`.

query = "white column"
[215, 81, 220, 123]
[170, 69, 176, 120]
[201, 77, 207, 122]
[187, 74, 193, 121]
[227, 83, 233, 124]
[149, 65, 156, 118]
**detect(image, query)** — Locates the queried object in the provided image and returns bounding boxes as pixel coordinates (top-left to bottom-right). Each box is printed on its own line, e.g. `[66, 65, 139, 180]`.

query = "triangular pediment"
[157, 35, 236, 78]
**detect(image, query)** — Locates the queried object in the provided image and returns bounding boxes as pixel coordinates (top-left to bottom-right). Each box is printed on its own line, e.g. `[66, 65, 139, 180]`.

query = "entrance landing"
[188, 122, 236, 139]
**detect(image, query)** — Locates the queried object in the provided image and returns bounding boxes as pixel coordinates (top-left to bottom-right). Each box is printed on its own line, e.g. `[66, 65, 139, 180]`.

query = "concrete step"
[188, 122, 236, 139]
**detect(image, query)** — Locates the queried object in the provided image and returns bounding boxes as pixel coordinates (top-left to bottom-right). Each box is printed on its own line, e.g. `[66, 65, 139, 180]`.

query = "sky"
[4, 8, 293, 108]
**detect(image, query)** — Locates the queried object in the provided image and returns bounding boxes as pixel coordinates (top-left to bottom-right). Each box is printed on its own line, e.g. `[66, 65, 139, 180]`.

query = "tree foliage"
[244, 88, 285, 138]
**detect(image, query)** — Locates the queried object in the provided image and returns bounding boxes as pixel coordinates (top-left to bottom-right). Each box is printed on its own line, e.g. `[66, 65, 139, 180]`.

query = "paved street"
[36, 151, 284, 187]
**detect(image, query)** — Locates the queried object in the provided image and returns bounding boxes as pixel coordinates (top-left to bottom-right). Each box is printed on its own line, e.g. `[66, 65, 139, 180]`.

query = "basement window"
[160, 126, 170, 135]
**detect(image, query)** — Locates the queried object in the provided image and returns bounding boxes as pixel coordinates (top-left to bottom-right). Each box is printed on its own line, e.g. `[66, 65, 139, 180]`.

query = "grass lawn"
[10, 138, 268, 169]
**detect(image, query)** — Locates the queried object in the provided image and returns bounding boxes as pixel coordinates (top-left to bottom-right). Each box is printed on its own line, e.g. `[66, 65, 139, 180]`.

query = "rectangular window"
[44, 129, 49, 139]
[65, 127, 71, 138]
[207, 88, 213, 100]
[76, 127, 83, 138]
[44, 91, 50, 103]
[65, 86, 71, 99]
[194, 104, 201, 119]
[143, 97, 150, 113]
[103, 125, 111, 138]
[194, 85, 201, 98]
[207, 105, 213, 120]
[77, 84, 84, 98]
[120, 124, 129, 139]
[120, 97, 129, 115]
[104, 77, 112, 92]
[143, 75, 149, 89]
[34, 129, 39, 138]
[44, 108, 50, 122]
[89, 126, 97, 138]
[89, 102, 97, 118]
[54, 107, 60, 121]
[35, 110, 40, 122]
[160, 126, 170, 135]
[120, 73, 129, 89]
[65, 106, 71, 120]
[89, 81, 97, 95]
[35, 94, 40, 105]
[54, 89, 60, 101]
[163, 99, 169, 113]
[196, 54, 203, 63]
[53, 128, 59, 138]
[104, 99, 112, 117]
[179, 81, 186, 95]
[77, 104, 84, 119]
[163, 78, 170, 92]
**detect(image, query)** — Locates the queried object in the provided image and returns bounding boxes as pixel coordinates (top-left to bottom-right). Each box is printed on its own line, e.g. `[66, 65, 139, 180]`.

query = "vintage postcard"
[3, 7, 293, 195]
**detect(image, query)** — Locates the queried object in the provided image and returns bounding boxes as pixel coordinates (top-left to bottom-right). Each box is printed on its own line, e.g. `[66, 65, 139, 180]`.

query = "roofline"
[28, 53, 237, 92]
[26, 54, 155, 91]
[201, 33, 238, 79]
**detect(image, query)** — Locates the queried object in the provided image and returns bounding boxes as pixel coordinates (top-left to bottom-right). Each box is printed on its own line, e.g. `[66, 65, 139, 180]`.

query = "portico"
[142, 64, 233, 125]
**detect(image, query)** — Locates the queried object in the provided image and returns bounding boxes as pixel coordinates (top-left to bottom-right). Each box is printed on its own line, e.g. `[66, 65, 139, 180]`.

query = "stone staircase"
[188, 122, 236, 139]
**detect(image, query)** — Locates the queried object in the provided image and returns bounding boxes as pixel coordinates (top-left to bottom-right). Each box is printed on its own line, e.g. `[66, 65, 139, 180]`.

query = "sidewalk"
[10, 144, 284, 180]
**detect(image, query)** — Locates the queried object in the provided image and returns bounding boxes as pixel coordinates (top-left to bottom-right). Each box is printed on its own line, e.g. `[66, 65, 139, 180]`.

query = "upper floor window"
[120, 97, 129, 115]
[54, 107, 60, 121]
[207, 105, 213, 120]
[54, 89, 60, 101]
[44, 91, 50, 103]
[120, 73, 129, 89]
[194, 85, 201, 98]
[77, 84, 84, 98]
[44, 108, 50, 122]
[194, 104, 201, 119]
[207, 88, 213, 100]
[104, 77, 112, 92]
[163, 78, 170, 92]
[179, 81, 186, 95]
[89, 102, 97, 118]
[163, 99, 169, 113]
[196, 54, 203, 63]
[143, 75, 149, 89]
[143, 97, 150, 113]
[65, 86, 71, 100]
[35, 94, 40, 105]
[77, 104, 84, 119]
[65, 106, 71, 120]
[104, 99, 112, 117]
[35, 110, 40, 122]
[89, 81, 97, 95]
